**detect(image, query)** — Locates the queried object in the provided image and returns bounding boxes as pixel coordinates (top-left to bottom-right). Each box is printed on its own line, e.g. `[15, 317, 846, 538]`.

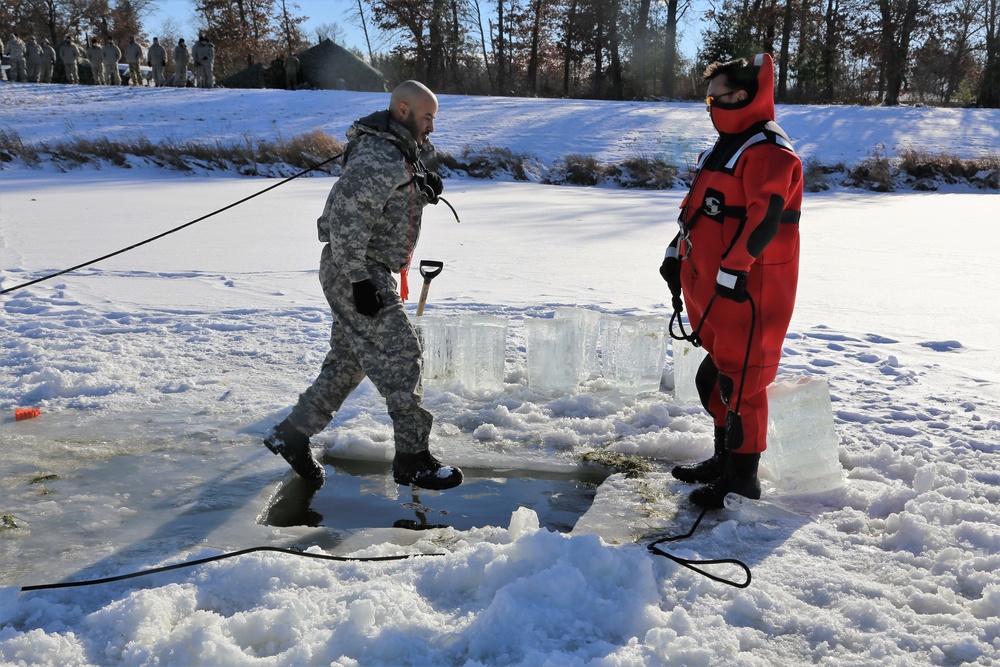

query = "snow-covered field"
[1, 83, 999, 666]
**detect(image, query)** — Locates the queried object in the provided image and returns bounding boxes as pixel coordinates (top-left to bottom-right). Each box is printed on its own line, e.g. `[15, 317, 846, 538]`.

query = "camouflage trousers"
[287, 243, 431, 454]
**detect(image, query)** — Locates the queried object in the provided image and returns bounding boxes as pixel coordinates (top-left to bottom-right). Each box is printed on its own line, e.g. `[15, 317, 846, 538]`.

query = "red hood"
[710, 53, 776, 135]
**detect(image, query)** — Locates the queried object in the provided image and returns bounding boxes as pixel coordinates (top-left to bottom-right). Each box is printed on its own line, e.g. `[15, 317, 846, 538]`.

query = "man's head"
[704, 59, 757, 110]
[389, 80, 438, 145]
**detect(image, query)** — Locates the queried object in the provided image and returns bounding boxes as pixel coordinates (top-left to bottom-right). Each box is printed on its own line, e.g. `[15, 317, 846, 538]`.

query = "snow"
[2, 82, 1000, 666]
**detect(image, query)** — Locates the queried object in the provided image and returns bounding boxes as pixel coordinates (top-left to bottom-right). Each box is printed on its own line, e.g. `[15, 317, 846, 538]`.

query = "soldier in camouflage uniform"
[264, 80, 462, 491]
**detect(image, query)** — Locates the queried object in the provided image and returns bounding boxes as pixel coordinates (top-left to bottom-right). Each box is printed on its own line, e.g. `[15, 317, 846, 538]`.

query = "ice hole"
[262, 457, 610, 533]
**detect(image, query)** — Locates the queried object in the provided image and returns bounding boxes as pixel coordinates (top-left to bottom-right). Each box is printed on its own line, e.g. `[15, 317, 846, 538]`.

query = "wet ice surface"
[0, 409, 292, 589]
[263, 457, 608, 533]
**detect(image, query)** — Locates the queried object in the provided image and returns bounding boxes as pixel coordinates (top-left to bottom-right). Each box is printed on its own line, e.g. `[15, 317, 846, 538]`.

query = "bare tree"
[662, 0, 683, 97]
[876, 0, 925, 105]
[469, 0, 495, 90]
[981, 0, 1000, 106]
[276, 0, 308, 54]
[314, 21, 345, 45]
[776, 0, 794, 100]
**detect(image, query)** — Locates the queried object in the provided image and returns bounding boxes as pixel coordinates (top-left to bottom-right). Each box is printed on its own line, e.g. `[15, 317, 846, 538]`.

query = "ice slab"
[763, 376, 844, 494]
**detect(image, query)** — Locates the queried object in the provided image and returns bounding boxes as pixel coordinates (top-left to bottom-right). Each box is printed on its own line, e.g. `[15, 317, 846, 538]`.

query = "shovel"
[415, 260, 443, 316]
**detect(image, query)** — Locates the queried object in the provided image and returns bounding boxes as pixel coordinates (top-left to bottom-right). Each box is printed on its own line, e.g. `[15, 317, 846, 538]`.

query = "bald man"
[263, 81, 461, 491]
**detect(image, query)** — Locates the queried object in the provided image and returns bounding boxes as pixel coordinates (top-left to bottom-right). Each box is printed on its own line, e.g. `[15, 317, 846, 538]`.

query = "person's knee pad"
[695, 355, 718, 413]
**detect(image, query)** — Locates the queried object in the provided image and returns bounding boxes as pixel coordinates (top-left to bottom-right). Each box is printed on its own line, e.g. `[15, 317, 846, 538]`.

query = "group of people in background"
[3, 33, 215, 88]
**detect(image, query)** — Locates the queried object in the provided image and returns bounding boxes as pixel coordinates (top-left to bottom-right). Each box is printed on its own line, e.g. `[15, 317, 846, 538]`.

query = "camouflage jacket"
[318, 110, 434, 283]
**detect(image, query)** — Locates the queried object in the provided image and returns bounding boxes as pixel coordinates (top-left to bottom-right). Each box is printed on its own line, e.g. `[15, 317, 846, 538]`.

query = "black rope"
[20, 545, 442, 592]
[647, 507, 752, 588]
[0, 153, 343, 296]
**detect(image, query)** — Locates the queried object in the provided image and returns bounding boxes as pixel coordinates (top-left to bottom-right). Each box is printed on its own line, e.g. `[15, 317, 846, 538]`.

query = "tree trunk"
[662, 0, 679, 98]
[980, 0, 1000, 106]
[563, 0, 577, 96]
[527, 0, 543, 94]
[356, 0, 374, 63]
[633, 0, 652, 97]
[470, 0, 494, 92]
[822, 0, 838, 103]
[880, 0, 921, 105]
[777, 0, 793, 101]
[608, 0, 624, 99]
[592, 4, 604, 97]
[495, 0, 506, 93]
[427, 0, 448, 88]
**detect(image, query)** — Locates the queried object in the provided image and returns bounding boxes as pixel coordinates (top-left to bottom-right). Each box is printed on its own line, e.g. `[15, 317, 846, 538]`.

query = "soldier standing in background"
[147, 37, 167, 87]
[124, 35, 144, 86]
[285, 53, 299, 90]
[191, 35, 214, 88]
[58, 36, 79, 84]
[5, 34, 27, 82]
[86, 38, 104, 85]
[40, 39, 56, 83]
[102, 37, 121, 85]
[24, 36, 42, 83]
[172, 38, 189, 86]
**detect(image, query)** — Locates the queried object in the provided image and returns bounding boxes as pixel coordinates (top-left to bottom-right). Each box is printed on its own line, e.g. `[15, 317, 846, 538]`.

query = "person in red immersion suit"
[660, 53, 803, 509]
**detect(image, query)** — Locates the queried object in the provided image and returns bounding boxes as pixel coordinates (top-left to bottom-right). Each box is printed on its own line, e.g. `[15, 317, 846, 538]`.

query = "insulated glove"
[422, 171, 443, 204]
[715, 267, 749, 303]
[659, 249, 683, 312]
[352, 279, 384, 317]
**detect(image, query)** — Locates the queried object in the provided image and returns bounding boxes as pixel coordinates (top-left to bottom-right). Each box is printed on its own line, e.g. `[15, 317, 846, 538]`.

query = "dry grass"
[898, 148, 999, 190]
[845, 143, 896, 192]
[609, 155, 679, 189]
[438, 145, 539, 181]
[0, 129, 343, 174]
[803, 157, 844, 192]
[0, 128, 41, 167]
[2, 128, 996, 192]
[547, 154, 603, 186]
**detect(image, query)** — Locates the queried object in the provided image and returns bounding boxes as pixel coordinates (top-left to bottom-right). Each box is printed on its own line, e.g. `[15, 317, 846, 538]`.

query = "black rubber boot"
[392, 450, 463, 490]
[264, 418, 325, 483]
[689, 452, 762, 509]
[671, 426, 727, 484]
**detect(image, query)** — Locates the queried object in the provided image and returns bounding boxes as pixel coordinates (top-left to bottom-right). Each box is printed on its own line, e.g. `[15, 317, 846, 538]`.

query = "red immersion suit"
[674, 53, 803, 454]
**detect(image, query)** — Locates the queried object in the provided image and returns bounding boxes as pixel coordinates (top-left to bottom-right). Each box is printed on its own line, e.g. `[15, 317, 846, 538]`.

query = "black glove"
[659, 251, 683, 312]
[352, 279, 383, 317]
[715, 267, 749, 302]
[421, 171, 443, 204]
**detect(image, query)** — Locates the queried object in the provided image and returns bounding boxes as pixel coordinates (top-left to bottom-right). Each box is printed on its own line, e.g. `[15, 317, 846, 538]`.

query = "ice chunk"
[508, 506, 540, 539]
[456, 314, 508, 392]
[554, 306, 602, 380]
[602, 315, 670, 394]
[525, 316, 584, 393]
[414, 314, 462, 389]
[672, 336, 708, 404]
[415, 314, 508, 392]
[763, 376, 844, 494]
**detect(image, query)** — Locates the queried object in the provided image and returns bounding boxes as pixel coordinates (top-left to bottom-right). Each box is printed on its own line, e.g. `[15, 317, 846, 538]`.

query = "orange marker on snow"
[15, 408, 41, 421]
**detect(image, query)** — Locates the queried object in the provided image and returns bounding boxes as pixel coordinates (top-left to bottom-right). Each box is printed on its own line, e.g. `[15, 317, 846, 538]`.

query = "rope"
[0, 153, 343, 296]
[20, 545, 442, 592]
[647, 507, 752, 588]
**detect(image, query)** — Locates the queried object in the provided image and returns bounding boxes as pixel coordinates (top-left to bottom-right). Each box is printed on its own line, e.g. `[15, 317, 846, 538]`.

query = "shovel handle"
[419, 260, 443, 280]
[416, 283, 432, 316]
[415, 260, 443, 316]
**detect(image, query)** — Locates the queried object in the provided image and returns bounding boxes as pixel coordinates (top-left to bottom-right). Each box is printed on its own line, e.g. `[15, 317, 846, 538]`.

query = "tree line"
[4, 0, 999, 107]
